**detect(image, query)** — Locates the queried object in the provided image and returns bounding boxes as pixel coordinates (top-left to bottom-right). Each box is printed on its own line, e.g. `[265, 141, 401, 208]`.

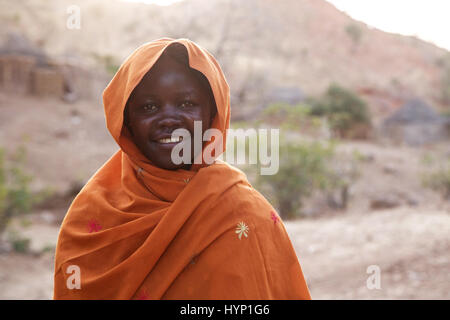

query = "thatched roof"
[0, 32, 48, 66]
[384, 98, 442, 125]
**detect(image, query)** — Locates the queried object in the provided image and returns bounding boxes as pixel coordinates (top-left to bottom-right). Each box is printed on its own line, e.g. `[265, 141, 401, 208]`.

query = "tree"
[257, 140, 335, 219]
[310, 83, 371, 139]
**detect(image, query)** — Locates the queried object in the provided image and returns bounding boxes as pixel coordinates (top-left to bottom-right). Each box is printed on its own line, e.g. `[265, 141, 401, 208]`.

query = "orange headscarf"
[53, 38, 311, 300]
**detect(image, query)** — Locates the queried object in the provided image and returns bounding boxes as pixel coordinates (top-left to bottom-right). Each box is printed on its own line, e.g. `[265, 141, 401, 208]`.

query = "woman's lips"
[156, 136, 183, 144]
[151, 136, 183, 148]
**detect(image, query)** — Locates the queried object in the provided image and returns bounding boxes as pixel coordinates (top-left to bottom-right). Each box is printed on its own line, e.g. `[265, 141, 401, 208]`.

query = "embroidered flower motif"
[235, 221, 249, 240]
[270, 210, 280, 225]
[87, 219, 102, 233]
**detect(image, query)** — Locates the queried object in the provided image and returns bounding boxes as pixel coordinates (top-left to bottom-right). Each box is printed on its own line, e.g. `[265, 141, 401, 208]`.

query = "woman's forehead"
[132, 60, 212, 100]
[132, 76, 206, 102]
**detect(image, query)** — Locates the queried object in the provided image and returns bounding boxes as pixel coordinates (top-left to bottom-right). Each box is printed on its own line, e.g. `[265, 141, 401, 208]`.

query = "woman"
[53, 38, 311, 300]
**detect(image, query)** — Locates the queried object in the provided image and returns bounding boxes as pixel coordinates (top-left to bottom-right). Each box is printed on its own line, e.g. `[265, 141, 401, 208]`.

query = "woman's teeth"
[157, 137, 182, 144]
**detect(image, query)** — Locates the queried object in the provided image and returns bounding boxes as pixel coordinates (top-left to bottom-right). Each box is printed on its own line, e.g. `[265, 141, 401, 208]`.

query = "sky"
[325, 0, 450, 51]
[122, 0, 450, 51]
[122, 0, 183, 6]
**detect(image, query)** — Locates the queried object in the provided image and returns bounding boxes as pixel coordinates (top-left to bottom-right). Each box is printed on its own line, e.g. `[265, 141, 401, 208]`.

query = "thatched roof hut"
[0, 32, 48, 66]
[0, 32, 101, 100]
[380, 98, 449, 146]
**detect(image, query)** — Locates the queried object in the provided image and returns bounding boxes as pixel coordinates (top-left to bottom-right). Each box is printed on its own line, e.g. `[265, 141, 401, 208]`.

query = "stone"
[370, 194, 401, 210]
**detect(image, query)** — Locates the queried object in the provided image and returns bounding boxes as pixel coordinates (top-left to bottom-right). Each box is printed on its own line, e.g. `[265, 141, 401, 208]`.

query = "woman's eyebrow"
[175, 89, 197, 96]
[137, 89, 199, 102]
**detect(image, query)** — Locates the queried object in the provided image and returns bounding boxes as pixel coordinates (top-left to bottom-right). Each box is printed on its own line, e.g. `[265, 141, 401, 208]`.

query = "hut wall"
[59, 63, 94, 100]
[30, 67, 64, 97]
[0, 55, 36, 94]
[379, 122, 448, 146]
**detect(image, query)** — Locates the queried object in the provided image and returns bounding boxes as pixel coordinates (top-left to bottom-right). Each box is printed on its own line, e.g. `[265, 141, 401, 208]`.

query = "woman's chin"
[150, 158, 192, 171]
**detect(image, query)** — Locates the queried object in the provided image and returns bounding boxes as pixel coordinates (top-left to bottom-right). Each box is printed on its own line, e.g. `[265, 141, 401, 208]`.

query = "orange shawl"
[53, 38, 311, 300]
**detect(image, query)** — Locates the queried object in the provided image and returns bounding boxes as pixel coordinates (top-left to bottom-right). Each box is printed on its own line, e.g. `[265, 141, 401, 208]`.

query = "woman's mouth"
[156, 136, 183, 144]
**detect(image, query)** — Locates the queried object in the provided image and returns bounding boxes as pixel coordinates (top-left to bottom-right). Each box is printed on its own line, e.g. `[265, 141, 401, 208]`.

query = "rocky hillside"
[1, 0, 449, 119]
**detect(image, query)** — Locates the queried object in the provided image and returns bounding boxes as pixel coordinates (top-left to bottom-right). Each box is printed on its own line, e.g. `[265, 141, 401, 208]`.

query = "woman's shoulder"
[211, 177, 277, 223]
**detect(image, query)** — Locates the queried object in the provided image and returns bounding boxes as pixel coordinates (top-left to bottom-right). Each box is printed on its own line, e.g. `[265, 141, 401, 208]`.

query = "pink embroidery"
[87, 219, 102, 233]
[270, 211, 279, 225]
[136, 289, 149, 300]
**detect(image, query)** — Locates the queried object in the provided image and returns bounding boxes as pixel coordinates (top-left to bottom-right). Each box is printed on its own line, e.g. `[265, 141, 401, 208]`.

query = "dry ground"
[287, 206, 450, 299]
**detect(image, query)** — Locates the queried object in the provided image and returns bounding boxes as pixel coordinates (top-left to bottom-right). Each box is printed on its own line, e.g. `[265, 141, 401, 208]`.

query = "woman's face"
[125, 54, 216, 170]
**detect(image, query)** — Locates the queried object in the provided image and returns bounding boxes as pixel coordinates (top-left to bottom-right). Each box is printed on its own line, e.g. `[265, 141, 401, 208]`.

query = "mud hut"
[0, 32, 98, 101]
[380, 98, 449, 146]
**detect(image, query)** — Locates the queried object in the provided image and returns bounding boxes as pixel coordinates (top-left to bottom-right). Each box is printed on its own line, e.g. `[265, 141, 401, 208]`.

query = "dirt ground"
[287, 206, 450, 299]
[0, 93, 449, 299]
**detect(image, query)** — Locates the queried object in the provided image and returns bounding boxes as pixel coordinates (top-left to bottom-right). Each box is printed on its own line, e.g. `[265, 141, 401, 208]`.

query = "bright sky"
[122, 0, 450, 51]
[326, 0, 450, 51]
[121, 0, 183, 6]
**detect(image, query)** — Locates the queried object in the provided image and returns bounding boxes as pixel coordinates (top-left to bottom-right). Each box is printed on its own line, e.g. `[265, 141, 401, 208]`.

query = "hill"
[1, 0, 449, 120]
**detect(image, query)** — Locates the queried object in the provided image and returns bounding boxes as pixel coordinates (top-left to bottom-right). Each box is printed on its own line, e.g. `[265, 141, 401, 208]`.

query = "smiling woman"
[53, 38, 311, 300]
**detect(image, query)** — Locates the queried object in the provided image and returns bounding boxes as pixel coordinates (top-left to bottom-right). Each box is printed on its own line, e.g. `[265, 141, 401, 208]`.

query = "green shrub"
[442, 72, 450, 105]
[422, 160, 450, 200]
[91, 53, 120, 76]
[262, 102, 325, 135]
[40, 244, 56, 255]
[263, 102, 312, 119]
[7, 231, 31, 253]
[438, 54, 450, 104]
[345, 23, 363, 45]
[310, 83, 371, 139]
[256, 139, 337, 219]
[0, 146, 38, 237]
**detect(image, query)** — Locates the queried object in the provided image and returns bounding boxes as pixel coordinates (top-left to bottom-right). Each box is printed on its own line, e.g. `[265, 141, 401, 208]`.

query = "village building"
[379, 98, 450, 146]
[0, 32, 101, 102]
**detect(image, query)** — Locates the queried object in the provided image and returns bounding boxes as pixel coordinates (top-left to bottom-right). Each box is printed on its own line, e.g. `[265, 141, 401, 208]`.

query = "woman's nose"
[157, 104, 183, 128]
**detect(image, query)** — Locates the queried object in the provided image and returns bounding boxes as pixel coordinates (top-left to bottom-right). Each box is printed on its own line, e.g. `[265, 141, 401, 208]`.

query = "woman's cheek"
[181, 109, 203, 124]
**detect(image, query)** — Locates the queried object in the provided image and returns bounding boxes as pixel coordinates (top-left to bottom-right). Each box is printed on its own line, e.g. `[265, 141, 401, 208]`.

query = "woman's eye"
[143, 104, 157, 112]
[180, 101, 195, 108]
